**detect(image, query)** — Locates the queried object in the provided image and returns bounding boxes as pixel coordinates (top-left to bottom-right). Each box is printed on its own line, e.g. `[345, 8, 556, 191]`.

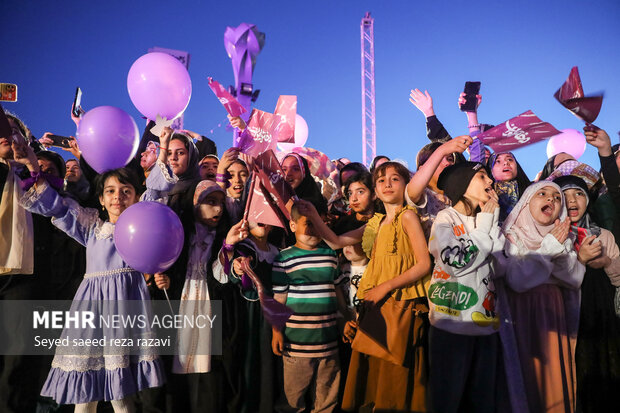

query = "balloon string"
[163, 288, 175, 316]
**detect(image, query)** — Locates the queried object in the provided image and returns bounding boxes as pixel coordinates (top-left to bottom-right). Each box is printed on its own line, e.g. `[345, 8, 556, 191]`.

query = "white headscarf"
[502, 181, 567, 250]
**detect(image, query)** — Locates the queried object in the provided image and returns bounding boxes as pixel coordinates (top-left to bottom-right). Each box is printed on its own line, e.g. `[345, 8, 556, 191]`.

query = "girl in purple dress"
[13, 139, 165, 413]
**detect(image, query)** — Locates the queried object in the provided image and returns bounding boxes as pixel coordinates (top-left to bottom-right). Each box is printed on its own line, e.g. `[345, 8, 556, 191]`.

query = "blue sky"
[3, 0, 619, 177]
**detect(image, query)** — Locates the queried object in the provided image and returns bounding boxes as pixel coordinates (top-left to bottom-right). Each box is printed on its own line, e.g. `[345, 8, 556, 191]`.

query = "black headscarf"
[167, 132, 200, 214]
[282, 153, 327, 215]
[487, 152, 531, 196]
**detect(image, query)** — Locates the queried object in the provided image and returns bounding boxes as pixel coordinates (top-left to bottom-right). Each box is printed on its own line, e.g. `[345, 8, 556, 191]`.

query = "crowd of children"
[1, 89, 620, 413]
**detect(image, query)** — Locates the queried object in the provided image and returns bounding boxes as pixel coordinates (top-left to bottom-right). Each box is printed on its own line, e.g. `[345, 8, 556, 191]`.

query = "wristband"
[468, 124, 481, 129]
[221, 242, 236, 274]
[216, 172, 231, 188]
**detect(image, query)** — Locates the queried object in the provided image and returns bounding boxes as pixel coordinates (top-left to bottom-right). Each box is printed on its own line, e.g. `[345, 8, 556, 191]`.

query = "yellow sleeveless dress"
[343, 206, 431, 412]
[358, 205, 430, 301]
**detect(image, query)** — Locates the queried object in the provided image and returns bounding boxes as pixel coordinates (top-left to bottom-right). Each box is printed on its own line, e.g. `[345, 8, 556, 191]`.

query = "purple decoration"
[127, 52, 192, 121]
[240, 259, 293, 330]
[477, 110, 561, 152]
[224, 23, 265, 143]
[113, 202, 184, 274]
[76, 106, 139, 173]
[207, 77, 247, 117]
[554, 66, 604, 125]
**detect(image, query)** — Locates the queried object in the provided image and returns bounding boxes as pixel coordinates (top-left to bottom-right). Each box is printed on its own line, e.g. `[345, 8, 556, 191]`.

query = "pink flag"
[290, 147, 335, 180]
[272, 95, 297, 143]
[477, 110, 561, 151]
[245, 178, 288, 228]
[554, 67, 603, 124]
[254, 150, 296, 221]
[236, 109, 277, 157]
[207, 77, 247, 117]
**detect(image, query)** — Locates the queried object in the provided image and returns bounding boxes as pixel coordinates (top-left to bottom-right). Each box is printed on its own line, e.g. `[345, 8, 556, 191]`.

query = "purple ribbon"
[20, 171, 64, 192]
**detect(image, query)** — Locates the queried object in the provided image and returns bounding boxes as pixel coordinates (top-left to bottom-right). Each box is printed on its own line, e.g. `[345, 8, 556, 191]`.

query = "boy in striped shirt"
[272, 205, 348, 413]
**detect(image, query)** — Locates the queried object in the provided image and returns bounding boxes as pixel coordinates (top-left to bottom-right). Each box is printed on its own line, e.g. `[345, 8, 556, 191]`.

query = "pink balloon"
[113, 202, 184, 274]
[277, 114, 308, 152]
[546, 128, 586, 159]
[76, 106, 139, 173]
[127, 52, 192, 121]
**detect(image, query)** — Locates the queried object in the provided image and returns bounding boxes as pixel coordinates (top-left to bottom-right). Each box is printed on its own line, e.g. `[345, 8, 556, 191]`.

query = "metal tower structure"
[360, 12, 376, 167]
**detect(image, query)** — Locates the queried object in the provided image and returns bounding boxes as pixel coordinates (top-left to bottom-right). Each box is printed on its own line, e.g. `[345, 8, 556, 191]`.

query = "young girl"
[173, 180, 227, 375]
[555, 175, 620, 413]
[487, 152, 531, 223]
[427, 162, 505, 412]
[502, 181, 585, 413]
[14, 141, 164, 413]
[214, 220, 279, 413]
[332, 170, 376, 235]
[218, 157, 249, 223]
[298, 161, 432, 412]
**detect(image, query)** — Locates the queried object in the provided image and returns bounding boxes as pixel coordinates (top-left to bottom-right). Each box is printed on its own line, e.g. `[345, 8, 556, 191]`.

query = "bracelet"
[160, 147, 168, 151]
[216, 172, 231, 188]
[222, 242, 234, 252]
[468, 124, 481, 129]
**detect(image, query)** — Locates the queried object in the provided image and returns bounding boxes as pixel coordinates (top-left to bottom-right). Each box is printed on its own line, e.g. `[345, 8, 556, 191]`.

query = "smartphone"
[0, 83, 18, 102]
[72, 87, 84, 118]
[460, 81, 481, 112]
[48, 134, 75, 149]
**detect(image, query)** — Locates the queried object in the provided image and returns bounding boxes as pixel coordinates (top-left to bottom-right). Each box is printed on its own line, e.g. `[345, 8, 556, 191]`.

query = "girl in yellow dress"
[297, 161, 432, 412]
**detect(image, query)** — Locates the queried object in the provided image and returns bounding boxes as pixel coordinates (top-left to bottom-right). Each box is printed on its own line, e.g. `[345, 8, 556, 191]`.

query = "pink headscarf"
[502, 181, 567, 250]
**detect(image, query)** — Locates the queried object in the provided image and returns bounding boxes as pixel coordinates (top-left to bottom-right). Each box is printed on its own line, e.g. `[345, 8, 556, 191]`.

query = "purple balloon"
[113, 202, 184, 274]
[127, 52, 192, 121]
[77, 106, 139, 174]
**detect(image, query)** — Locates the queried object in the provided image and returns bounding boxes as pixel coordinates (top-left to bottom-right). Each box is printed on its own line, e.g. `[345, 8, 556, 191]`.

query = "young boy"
[272, 205, 347, 413]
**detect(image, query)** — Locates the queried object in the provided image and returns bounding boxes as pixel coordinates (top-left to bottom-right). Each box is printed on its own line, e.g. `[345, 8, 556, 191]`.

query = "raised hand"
[441, 135, 472, 155]
[584, 128, 612, 157]
[550, 217, 571, 244]
[217, 147, 240, 174]
[409, 89, 435, 118]
[159, 126, 173, 149]
[228, 114, 247, 131]
[39, 132, 54, 149]
[178, 129, 202, 140]
[458, 92, 482, 112]
[64, 138, 80, 159]
[225, 219, 249, 246]
[11, 139, 38, 172]
[70, 104, 83, 128]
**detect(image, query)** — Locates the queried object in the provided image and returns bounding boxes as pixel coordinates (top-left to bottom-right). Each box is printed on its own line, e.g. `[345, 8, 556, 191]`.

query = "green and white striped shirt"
[272, 246, 345, 358]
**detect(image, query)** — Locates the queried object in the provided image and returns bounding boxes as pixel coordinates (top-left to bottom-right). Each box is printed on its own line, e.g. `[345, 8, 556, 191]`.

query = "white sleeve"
[504, 234, 581, 292]
[211, 251, 229, 284]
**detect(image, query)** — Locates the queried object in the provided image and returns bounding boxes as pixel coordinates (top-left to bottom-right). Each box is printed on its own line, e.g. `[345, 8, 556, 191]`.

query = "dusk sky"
[3, 0, 619, 177]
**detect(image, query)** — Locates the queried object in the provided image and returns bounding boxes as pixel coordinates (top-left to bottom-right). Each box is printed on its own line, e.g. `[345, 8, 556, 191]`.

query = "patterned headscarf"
[546, 160, 606, 196]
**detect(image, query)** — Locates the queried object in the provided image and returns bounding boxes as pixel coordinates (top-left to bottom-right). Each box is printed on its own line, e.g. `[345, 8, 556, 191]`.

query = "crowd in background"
[1, 90, 619, 413]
